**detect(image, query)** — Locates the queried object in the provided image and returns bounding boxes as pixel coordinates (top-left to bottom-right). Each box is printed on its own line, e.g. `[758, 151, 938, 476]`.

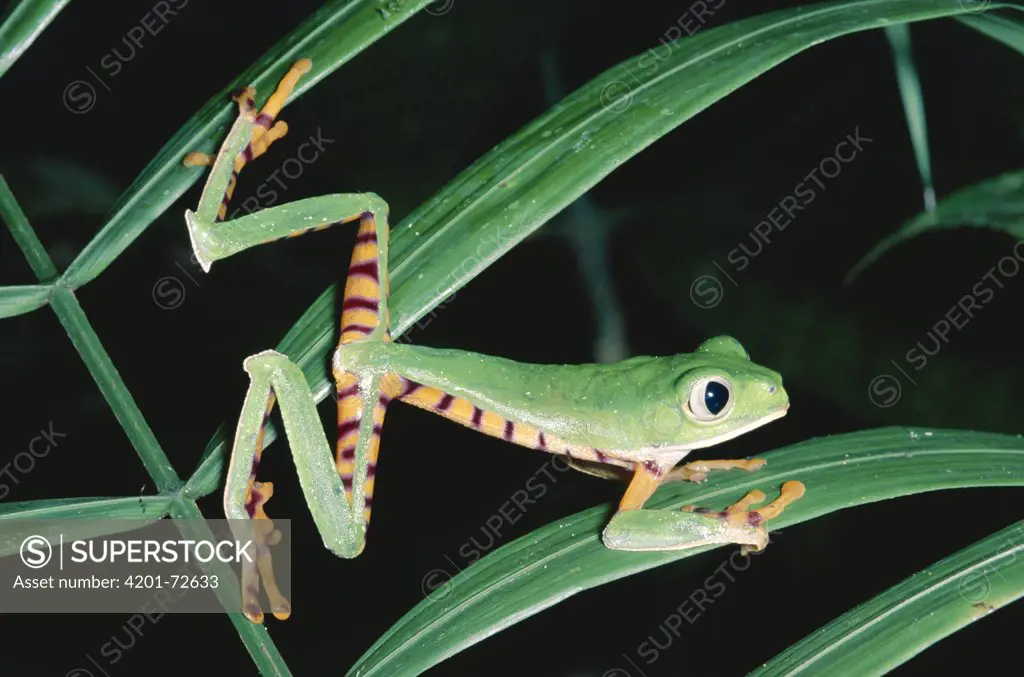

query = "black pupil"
[704, 381, 729, 415]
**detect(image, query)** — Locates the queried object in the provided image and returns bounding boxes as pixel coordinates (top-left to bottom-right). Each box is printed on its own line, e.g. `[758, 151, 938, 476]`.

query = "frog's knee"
[332, 340, 392, 378]
[243, 349, 295, 379]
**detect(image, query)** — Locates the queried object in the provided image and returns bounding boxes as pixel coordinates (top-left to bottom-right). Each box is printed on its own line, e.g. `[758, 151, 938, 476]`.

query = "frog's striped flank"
[397, 380, 628, 468]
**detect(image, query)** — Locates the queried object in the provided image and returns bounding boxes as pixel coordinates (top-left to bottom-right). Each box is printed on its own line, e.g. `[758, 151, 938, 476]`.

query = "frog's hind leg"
[336, 209, 392, 343]
[183, 59, 311, 225]
[225, 388, 291, 623]
[225, 349, 396, 622]
[332, 205, 398, 529]
[334, 371, 405, 530]
[220, 59, 311, 215]
[210, 187, 395, 543]
[223, 366, 292, 623]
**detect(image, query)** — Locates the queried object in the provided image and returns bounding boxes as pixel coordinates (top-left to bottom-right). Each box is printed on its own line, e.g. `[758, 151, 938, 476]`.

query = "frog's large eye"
[687, 377, 733, 421]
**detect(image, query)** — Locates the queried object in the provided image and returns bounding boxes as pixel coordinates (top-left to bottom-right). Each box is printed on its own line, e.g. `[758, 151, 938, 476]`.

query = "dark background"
[1, 0, 1023, 675]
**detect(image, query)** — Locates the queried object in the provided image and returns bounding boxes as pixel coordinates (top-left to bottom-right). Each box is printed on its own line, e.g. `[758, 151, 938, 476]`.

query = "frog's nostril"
[766, 384, 777, 395]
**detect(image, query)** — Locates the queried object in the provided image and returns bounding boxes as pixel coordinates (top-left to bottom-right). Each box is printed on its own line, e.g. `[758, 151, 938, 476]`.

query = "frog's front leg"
[664, 457, 767, 483]
[602, 459, 805, 554]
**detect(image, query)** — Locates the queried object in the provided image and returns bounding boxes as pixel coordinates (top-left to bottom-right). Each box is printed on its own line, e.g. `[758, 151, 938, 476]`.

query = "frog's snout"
[765, 380, 790, 411]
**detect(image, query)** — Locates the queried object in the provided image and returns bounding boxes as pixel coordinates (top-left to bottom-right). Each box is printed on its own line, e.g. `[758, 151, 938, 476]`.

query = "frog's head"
[668, 335, 788, 450]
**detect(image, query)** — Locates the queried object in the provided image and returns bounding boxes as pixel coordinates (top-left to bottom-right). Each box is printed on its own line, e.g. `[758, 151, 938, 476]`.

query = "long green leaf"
[0, 0, 73, 80]
[193, 0, 1014, 482]
[61, 0, 438, 289]
[958, 11, 1024, 56]
[885, 24, 936, 211]
[846, 168, 1024, 282]
[753, 518, 1024, 675]
[349, 427, 1024, 676]
[0, 495, 172, 520]
[0, 176, 57, 282]
[0, 284, 50, 318]
[0, 496, 173, 557]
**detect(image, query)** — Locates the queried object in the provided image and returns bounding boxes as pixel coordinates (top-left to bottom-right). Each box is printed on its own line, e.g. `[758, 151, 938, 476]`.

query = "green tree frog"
[181, 59, 806, 623]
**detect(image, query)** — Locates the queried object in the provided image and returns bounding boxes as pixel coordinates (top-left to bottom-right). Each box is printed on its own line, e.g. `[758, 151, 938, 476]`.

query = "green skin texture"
[186, 98, 791, 564]
[339, 338, 788, 458]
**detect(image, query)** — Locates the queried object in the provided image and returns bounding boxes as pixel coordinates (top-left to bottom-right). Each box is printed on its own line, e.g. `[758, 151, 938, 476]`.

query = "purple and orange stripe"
[244, 389, 278, 519]
[339, 214, 386, 344]
[394, 378, 620, 466]
[334, 372, 402, 525]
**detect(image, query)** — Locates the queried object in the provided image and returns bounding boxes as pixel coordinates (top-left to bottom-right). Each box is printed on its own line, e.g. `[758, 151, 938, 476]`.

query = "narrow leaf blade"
[0, 284, 50, 318]
[753, 519, 1024, 676]
[846, 168, 1024, 282]
[957, 11, 1024, 56]
[0, 0, 73, 80]
[885, 24, 936, 211]
[0, 495, 173, 557]
[349, 428, 1024, 676]
[0, 495, 172, 520]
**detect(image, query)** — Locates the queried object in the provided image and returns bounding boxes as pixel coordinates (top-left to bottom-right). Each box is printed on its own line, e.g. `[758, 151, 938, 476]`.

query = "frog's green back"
[384, 336, 787, 452]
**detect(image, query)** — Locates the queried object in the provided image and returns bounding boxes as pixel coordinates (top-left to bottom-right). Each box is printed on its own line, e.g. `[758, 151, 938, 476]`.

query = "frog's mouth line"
[627, 405, 789, 462]
[686, 405, 789, 451]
